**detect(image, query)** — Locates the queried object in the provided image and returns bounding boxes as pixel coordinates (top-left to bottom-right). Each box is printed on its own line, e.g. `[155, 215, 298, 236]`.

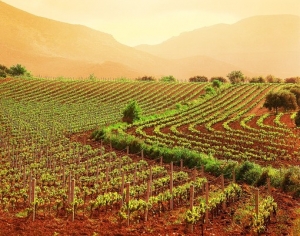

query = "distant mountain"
[136, 15, 300, 78]
[1, 2, 298, 79]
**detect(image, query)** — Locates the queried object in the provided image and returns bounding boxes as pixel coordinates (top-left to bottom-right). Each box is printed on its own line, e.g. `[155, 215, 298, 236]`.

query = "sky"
[2, 0, 300, 46]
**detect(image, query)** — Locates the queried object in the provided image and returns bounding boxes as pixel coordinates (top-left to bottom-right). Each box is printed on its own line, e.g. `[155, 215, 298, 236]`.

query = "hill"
[0, 1, 256, 79]
[136, 15, 300, 78]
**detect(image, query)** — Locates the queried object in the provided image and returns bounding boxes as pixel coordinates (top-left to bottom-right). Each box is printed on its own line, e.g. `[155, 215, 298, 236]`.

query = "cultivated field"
[0, 77, 299, 235]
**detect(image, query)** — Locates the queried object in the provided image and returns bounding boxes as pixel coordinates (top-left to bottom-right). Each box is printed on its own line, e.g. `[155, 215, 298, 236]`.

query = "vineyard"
[0, 77, 300, 235]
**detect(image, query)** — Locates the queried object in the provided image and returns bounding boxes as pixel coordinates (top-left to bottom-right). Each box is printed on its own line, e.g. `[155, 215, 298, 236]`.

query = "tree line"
[136, 71, 299, 84]
[0, 64, 31, 78]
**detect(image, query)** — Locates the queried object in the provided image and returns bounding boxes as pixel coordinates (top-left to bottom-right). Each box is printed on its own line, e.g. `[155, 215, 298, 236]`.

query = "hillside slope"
[0, 1, 255, 79]
[136, 15, 300, 78]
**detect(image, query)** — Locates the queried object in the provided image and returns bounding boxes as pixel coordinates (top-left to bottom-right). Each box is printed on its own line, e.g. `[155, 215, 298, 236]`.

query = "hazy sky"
[2, 0, 300, 46]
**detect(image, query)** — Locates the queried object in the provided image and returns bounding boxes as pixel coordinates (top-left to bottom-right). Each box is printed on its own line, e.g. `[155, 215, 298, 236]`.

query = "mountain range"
[1, 1, 299, 79]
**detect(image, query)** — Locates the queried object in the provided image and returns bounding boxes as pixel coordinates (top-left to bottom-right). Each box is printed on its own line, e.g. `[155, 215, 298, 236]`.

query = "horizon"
[1, 0, 300, 46]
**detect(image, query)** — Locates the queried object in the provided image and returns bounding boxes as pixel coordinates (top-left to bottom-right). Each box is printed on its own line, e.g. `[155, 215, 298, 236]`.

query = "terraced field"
[128, 83, 300, 167]
[0, 77, 299, 235]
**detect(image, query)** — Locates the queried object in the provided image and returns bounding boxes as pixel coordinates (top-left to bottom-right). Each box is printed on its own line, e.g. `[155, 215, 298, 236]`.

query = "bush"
[265, 74, 281, 83]
[9, 64, 30, 76]
[160, 75, 176, 82]
[122, 100, 142, 124]
[136, 76, 156, 81]
[227, 71, 245, 84]
[285, 77, 300, 83]
[189, 76, 208, 82]
[0, 64, 9, 78]
[210, 76, 227, 83]
[249, 76, 266, 83]
[212, 80, 222, 88]
[205, 86, 216, 95]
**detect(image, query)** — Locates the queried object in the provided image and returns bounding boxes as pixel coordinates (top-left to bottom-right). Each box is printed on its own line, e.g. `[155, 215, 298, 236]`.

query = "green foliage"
[210, 76, 227, 83]
[236, 161, 262, 184]
[205, 86, 216, 95]
[9, 64, 30, 77]
[264, 90, 298, 113]
[266, 74, 281, 83]
[212, 79, 222, 88]
[249, 76, 266, 83]
[227, 70, 245, 84]
[0, 64, 9, 78]
[160, 75, 176, 82]
[88, 73, 97, 81]
[189, 75, 208, 82]
[122, 100, 142, 124]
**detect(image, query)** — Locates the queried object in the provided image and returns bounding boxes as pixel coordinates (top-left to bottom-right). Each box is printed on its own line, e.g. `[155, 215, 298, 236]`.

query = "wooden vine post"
[180, 159, 183, 171]
[255, 188, 259, 217]
[32, 178, 36, 221]
[133, 164, 137, 186]
[145, 179, 151, 222]
[62, 166, 66, 188]
[160, 156, 163, 166]
[68, 172, 72, 204]
[126, 146, 129, 155]
[205, 182, 209, 225]
[141, 149, 144, 160]
[149, 166, 153, 197]
[126, 182, 130, 226]
[120, 172, 125, 208]
[170, 162, 174, 210]
[221, 174, 226, 211]
[70, 178, 75, 222]
[29, 170, 32, 205]
[189, 184, 195, 232]
[23, 166, 26, 188]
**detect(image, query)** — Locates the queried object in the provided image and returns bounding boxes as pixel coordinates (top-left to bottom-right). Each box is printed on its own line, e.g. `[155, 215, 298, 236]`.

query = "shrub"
[122, 100, 142, 124]
[249, 76, 266, 83]
[0, 64, 8, 78]
[9, 64, 30, 76]
[189, 76, 208, 82]
[227, 71, 245, 84]
[160, 75, 176, 82]
[136, 76, 156, 81]
[265, 74, 281, 83]
[285, 77, 300, 84]
[210, 76, 227, 83]
[212, 80, 222, 88]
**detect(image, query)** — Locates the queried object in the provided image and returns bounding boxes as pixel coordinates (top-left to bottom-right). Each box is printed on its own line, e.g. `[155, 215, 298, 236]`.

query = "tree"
[122, 100, 142, 124]
[265, 74, 281, 83]
[189, 75, 208, 82]
[136, 76, 156, 81]
[249, 76, 265, 83]
[289, 87, 300, 107]
[160, 75, 176, 82]
[279, 90, 298, 111]
[264, 91, 297, 114]
[295, 110, 300, 127]
[210, 76, 227, 83]
[285, 77, 300, 84]
[263, 92, 282, 114]
[9, 64, 30, 76]
[227, 71, 245, 84]
[0, 64, 9, 78]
